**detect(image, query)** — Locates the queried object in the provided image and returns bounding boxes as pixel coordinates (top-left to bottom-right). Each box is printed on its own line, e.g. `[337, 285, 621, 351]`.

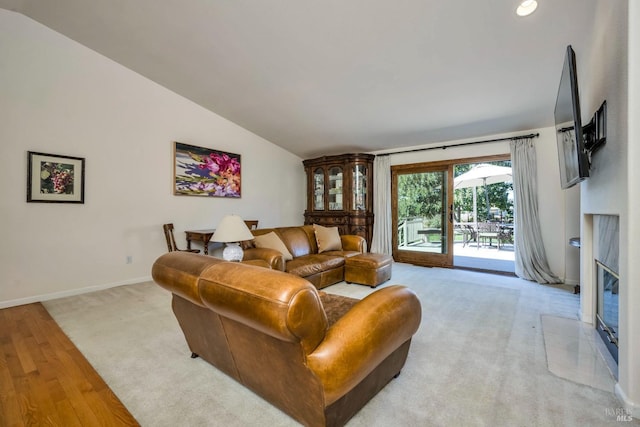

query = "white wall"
[375, 126, 571, 282]
[625, 0, 640, 409]
[581, 4, 627, 214]
[578, 0, 628, 327]
[578, 0, 639, 411]
[0, 10, 306, 307]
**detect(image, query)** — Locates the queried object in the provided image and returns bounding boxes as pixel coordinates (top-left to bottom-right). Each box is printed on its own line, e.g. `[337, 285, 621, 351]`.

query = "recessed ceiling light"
[516, 0, 538, 17]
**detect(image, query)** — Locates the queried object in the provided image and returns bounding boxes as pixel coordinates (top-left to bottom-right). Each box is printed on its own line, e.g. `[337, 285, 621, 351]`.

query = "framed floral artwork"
[27, 151, 85, 203]
[173, 142, 241, 198]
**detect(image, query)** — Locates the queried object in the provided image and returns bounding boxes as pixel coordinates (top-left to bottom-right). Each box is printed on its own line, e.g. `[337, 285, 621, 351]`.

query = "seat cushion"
[318, 292, 359, 327]
[321, 250, 361, 258]
[286, 254, 344, 278]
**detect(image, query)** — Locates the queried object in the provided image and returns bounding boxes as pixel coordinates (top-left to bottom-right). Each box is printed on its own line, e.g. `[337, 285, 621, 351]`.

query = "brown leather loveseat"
[152, 252, 421, 427]
[241, 225, 366, 289]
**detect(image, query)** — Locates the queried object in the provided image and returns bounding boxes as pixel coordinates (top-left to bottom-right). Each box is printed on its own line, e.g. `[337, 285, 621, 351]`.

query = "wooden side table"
[185, 229, 215, 255]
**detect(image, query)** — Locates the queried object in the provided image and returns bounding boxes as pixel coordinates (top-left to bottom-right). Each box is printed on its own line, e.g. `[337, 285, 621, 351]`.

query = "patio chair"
[477, 222, 500, 249]
[462, 224, 477, 247]
[498, 224, 514, 248]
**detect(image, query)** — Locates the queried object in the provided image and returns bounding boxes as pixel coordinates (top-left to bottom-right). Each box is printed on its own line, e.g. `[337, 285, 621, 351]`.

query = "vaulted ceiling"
[1, 0, 598, 158]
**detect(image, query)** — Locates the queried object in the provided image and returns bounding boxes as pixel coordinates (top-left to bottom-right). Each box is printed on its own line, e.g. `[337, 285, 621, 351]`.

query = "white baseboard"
[0, 276, 153, 309]
[615, 383, 639, 417]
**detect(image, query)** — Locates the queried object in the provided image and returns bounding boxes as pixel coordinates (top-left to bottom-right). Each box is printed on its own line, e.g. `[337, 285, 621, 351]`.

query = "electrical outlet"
[126, 256, 133, 264]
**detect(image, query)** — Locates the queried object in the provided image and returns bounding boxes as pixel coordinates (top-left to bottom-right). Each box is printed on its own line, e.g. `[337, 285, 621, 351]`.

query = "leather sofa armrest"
[306, 285, 421, 405]
[340, 235, 367, 253]
[242, 247, 285, 271]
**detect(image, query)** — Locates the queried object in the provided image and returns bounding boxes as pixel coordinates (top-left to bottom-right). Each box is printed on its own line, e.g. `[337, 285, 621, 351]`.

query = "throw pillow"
[253, 232, 293, 261]
[313, 224, 342, 253]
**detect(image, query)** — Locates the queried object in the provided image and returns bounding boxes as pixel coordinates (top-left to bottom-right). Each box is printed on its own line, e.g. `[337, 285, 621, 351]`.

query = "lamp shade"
[212, 215, 254, 243]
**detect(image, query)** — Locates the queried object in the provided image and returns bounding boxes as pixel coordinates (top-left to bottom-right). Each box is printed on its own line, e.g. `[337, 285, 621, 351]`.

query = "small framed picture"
[27, 151, 85, 203]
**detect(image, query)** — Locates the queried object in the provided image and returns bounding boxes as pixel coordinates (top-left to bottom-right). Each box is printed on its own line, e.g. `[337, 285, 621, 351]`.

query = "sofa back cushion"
[278, 226, 317, 258]
[245, 226, 315, 258]
[198, 261, 328, 354]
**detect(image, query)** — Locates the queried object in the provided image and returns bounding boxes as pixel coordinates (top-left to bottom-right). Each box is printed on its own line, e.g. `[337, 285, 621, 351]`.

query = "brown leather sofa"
[241, 225, 366, 289]
[152, 252, 421, 427]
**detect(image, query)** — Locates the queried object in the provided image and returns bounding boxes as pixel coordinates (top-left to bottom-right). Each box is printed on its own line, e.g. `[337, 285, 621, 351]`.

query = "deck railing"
[398, 217, 424, 247]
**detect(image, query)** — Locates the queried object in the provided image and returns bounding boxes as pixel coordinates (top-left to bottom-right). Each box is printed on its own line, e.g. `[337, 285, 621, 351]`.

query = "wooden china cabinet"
[303, 153, 375, 249]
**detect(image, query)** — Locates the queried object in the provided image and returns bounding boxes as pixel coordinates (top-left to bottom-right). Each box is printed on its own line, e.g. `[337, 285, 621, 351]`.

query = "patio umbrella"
[454, 163, 512, 223]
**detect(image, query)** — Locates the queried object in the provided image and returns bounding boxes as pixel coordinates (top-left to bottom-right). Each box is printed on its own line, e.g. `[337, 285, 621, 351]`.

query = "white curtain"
[510, 138, 562, 283]
[370, 155, 393, 254]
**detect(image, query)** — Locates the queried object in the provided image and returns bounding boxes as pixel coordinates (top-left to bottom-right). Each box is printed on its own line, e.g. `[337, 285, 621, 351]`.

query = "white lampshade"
[212, 215, 254, 262]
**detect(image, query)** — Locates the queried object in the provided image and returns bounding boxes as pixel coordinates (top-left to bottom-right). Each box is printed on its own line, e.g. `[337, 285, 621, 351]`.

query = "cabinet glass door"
[352, 164, 367, 211]
[313, 168, 324, 210]
[328, 166, 343, 210]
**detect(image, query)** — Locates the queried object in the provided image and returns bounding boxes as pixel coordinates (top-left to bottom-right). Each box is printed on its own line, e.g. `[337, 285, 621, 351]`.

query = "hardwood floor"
[0, 303, 139, 426]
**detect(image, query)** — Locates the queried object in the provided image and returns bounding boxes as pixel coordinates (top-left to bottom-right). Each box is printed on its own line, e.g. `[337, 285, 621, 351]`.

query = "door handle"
[449, 204, 454, 223]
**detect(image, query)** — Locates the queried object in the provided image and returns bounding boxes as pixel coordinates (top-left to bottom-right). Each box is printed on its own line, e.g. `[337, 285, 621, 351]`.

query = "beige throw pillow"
[253, 232, 293, 261]
[313, 224, 342, 253]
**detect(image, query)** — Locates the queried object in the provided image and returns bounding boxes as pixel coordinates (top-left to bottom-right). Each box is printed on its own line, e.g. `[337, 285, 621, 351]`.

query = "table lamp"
[211, 215, 254, 262]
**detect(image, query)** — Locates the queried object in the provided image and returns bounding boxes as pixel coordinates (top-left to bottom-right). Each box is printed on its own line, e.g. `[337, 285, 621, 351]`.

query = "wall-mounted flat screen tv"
[555, 45, 590, 189]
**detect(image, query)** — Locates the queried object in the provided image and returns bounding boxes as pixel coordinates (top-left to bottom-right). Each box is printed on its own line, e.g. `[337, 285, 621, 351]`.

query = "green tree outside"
[398, 161, 513, 227]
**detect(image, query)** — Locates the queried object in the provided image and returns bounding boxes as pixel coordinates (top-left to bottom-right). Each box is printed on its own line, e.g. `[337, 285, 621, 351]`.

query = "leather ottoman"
[345, 253, 393, 288]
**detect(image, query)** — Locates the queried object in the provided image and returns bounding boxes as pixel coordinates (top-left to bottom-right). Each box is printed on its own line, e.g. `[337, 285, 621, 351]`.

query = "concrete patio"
[400, 240, 515, 273]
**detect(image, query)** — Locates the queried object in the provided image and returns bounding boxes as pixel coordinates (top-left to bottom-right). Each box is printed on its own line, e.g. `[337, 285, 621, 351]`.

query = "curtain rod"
[376, 132, 540, 157]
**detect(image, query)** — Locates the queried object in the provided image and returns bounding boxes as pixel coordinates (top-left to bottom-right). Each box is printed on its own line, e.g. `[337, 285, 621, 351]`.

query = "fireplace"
[596, 260, 619, 362]
[594, 215, 619, 364]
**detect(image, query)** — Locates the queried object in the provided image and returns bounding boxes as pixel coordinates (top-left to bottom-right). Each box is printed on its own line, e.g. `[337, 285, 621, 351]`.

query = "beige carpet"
[43, 263, 630, 426]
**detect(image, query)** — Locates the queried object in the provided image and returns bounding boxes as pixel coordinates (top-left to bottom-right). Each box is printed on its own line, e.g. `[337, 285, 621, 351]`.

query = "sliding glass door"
[391, 163, 454, 268]
[391, 154, 512, 269]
